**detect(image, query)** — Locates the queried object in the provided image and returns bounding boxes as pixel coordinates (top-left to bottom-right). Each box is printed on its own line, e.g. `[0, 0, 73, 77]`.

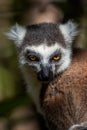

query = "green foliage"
[0, 95, 32, 116]
[0, 66, 16, 100]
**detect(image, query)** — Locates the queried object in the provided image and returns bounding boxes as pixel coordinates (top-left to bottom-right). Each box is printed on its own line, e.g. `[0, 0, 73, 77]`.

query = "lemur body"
[6, 22, 87, 130]
[41, 48, 87, 130]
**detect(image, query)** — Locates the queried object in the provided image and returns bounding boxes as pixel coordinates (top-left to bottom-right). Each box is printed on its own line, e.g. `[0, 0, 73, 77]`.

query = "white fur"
[68, 121, 87, 130]
[20, 43, 72, 73]
[59, 21, 78, 45]
[68, 124, 81, 130]
[21, 65, 42, 113]
[24, 43, 66, 63]
[5, 23, 26, 47]
[19, 43, 64, 69]
[57, 49, 71, 73]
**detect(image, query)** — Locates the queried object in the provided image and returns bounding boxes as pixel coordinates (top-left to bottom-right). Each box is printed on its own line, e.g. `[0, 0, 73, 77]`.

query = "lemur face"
[20, 43, 71, 82]
[6, 22, 78, 82]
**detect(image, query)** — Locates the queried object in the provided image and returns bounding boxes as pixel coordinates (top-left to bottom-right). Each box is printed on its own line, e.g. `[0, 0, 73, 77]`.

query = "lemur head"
[6, 21, 78, 82]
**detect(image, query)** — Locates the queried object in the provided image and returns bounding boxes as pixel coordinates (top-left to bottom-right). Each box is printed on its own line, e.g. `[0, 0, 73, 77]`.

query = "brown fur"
[40, 48, 87, 130]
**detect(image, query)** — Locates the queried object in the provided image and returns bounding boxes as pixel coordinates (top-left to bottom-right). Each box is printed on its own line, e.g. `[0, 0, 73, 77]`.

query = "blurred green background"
[0, 0, 87, 119]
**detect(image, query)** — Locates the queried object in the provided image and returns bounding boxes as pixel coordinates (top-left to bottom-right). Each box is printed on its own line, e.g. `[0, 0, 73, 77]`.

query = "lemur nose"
[37, 66, 53, 82]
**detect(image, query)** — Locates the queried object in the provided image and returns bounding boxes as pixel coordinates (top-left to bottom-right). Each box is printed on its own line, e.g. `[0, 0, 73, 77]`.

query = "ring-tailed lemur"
[6, 21, 78, 111]
[6, 21, 87, 130]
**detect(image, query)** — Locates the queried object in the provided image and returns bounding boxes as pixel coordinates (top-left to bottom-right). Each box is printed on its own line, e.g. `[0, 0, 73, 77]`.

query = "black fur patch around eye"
[23, 23, 65, 47]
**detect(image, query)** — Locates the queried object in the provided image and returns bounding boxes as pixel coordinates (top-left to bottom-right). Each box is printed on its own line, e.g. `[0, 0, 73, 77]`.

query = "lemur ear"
[59, 21, 79, 47]
[5, 23, 26, 47]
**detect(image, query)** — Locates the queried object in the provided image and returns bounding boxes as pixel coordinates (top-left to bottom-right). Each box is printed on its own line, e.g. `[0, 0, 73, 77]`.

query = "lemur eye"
[25, 50, 39, 62]
[28, 55, 39, 61]
[52, 55, 60, 61]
